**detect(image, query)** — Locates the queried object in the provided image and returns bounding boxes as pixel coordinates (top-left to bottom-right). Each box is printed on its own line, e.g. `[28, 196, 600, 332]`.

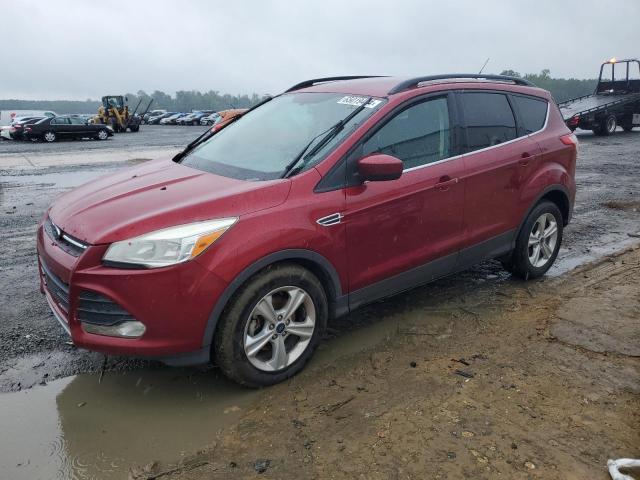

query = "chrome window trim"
[402, 98, 549, 174]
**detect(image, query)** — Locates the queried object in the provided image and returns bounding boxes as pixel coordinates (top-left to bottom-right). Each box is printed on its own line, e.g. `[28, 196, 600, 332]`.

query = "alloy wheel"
[98, 130, 108, 140]
[528, 213, 558, 268]
[243, 286, 316, 372]
[44, 132, 56, 142]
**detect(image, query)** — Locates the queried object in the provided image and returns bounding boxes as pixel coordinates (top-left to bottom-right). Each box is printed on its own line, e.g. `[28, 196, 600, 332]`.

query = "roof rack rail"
[388, 74, 535, 94]
[285, 76, 386, 93]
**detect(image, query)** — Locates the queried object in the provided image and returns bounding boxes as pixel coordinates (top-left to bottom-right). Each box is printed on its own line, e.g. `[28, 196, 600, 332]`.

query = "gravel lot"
[0, 124, 208, 154]
[0, 128, 638, 479]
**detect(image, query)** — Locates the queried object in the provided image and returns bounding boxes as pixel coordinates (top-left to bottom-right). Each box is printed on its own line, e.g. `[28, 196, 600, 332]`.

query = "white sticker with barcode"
[337, 96, 382, 109]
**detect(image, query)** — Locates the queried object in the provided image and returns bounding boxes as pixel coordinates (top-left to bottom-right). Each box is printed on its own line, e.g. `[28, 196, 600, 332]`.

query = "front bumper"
[37, 219, 228, 364]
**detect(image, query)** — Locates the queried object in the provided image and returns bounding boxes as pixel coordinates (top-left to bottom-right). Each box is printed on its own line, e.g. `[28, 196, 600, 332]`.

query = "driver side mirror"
[357, 154, 403, 182]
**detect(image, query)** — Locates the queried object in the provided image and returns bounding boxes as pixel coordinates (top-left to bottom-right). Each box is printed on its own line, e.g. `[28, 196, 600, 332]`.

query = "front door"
[343, 95, 466, 308]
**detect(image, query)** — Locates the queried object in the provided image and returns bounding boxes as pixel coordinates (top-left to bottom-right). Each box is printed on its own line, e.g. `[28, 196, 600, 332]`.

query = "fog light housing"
[82, 320, 146, 338]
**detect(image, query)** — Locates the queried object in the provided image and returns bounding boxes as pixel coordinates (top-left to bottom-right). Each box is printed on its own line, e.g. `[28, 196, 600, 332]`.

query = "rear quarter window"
[460, 92, 516, 152]
[512, 95, 548, 134]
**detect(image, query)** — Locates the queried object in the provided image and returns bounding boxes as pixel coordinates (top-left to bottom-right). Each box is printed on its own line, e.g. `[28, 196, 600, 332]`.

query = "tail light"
[25, 127, 32, 132]
[560, 133, 578, 148]
[568, 115, 580, 128]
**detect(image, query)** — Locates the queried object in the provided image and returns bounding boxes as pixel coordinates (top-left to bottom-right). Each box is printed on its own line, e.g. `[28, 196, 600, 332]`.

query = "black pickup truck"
[559, 58, 640, 135]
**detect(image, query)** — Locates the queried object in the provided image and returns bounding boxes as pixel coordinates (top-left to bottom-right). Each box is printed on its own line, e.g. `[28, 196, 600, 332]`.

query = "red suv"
[37, 74, 577, 386]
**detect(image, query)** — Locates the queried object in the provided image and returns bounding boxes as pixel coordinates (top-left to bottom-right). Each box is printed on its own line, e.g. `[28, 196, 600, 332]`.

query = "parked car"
[143, 109, 167, 123]
[206, 109, 247, 130]
[37, 74, 576, 387]
[147, 112, 175, 125]
[200, 112, 219, 125]
[177, 111, 214, 126]
[160, 113, 188, 125]
[24, 115, 113, 142]
[0, 109, 56, 126]
[8, 117, 44, 140]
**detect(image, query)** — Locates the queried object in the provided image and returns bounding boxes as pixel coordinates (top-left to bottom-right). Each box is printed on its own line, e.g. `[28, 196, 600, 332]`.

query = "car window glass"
[69, 117, 85, 125]
[51, 117, 70, 125]
[512, 96, 548, 135]
[461, 92, 516, 152]
[362, 97, 450, 170]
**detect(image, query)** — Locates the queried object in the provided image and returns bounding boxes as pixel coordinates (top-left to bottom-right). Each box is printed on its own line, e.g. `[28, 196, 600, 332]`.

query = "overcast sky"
[2, 0, 638, 100]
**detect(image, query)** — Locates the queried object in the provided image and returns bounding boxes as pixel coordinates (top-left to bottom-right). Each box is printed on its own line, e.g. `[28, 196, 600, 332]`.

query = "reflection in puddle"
[0, 368, 257, 480]
[0, 316, 404, 480]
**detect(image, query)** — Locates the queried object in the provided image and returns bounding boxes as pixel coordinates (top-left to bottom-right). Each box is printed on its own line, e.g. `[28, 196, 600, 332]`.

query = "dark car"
[24, 116, 114, 142]
[38, 74, 576, 387]
[8, 117, 43, 140]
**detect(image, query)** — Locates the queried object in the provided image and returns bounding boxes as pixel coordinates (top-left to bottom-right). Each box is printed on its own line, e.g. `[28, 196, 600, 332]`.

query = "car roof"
[292, 75, 550, 100]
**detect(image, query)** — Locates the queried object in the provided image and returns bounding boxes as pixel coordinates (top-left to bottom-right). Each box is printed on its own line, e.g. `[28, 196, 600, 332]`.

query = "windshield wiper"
[173, 95, 274, 163]
[281, 96, 373, 178]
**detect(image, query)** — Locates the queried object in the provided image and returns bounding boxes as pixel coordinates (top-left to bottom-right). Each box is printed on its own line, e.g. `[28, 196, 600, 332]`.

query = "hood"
[49, 158, 291, 244]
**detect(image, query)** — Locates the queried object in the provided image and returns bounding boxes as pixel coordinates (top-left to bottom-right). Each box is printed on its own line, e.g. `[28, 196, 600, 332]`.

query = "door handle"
[436, 176, 459, 191]
[519, 151, 531, 166]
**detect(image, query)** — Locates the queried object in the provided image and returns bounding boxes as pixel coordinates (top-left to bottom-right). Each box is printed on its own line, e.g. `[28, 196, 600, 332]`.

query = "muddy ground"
[0, 129, 639, 479]
[162, 246, 640, 480]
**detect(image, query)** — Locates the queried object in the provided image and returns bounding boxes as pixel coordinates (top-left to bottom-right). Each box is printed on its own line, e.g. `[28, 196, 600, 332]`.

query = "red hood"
[49, 158, 291, 244]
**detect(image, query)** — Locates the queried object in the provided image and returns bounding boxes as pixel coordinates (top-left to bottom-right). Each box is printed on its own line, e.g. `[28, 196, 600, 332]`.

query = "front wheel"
[503, 201, 563, 280]
[96, 129, 109, 140]
[214, 264, 328, 387]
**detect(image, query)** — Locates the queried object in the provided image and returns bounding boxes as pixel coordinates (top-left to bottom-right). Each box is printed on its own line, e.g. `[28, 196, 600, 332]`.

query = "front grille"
[40, 259, 70, 313]
[78, 290, 135, 326]
[44, 217, 89, 257]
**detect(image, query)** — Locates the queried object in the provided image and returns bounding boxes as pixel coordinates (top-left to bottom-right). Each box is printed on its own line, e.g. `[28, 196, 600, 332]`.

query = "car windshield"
[181, 92, 385, 181]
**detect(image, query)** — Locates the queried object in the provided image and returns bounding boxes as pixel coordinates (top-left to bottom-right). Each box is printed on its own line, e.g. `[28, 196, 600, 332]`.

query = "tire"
[599, 114, 617, 136]
[129, 125, 139, 132]
[214, 263, 328, 388]
[43, 131, 56, 142]
[503, 201, 563, 280]
[96, 129, 109, 140]
[622, 125, 634, 132]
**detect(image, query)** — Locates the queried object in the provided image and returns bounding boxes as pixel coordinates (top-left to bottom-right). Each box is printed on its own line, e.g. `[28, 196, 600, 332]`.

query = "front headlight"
[103, 218, 237, 268]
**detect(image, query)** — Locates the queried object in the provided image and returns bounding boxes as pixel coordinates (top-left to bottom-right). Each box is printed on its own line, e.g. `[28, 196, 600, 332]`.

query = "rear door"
[68, 116, 89, 138]
[343, 94, 466, 306]
[457, 91, 538, 258]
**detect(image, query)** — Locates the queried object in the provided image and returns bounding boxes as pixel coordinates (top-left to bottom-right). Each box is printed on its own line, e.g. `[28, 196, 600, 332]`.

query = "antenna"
[478, 57, 490, 74]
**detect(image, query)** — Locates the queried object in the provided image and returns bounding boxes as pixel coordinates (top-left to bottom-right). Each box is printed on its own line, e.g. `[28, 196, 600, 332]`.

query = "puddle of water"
[0, 368, 258, 480]
[549, 234, 639, 277]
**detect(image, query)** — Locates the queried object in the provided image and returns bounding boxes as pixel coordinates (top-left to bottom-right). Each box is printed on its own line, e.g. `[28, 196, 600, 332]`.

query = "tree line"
[0, 71, 598, 114]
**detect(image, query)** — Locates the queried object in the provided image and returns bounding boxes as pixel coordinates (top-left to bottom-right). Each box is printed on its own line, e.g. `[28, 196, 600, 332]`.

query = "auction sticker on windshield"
[337, 96, 382, 108]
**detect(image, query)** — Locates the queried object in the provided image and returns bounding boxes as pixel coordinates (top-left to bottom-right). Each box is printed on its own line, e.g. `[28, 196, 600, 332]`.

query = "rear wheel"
[214, 264, 328, 387]
[622, 125, 634, 132]
[594, 114, 617, 136]
[43, 131, 56, 142]
[502, 201, 563, 280]
[129, 125, 139, 132]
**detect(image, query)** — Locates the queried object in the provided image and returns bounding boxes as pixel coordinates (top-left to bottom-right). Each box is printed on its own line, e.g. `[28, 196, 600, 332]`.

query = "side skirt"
[347, 229, 516, 312]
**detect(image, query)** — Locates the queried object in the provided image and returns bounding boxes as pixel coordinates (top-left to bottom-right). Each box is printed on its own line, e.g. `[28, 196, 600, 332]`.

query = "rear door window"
[460, 92, 516, 152]
[511, 95, 548, 135]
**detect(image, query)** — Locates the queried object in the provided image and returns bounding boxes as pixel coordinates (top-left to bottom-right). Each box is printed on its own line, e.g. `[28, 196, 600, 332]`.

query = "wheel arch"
[201, 249, 346, 351]
[515, 184, 572, 246]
